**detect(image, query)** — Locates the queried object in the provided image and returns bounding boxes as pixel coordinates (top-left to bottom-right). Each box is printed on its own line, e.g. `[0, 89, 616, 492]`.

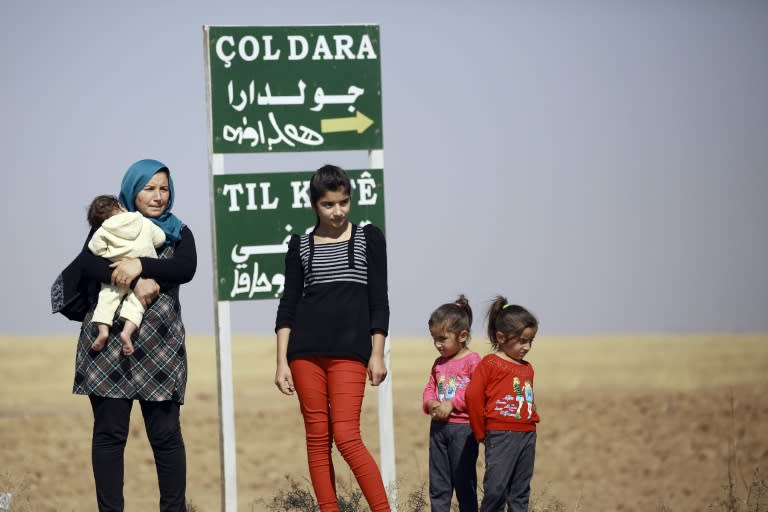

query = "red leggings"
[290, 357, 390, 512]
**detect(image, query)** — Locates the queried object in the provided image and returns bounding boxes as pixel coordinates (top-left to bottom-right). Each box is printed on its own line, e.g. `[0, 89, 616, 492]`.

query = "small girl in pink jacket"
[422, 294, 481, 512]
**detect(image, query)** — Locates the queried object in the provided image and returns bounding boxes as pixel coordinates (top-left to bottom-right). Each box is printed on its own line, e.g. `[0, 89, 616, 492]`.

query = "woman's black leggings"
[89, 395, 187, 512]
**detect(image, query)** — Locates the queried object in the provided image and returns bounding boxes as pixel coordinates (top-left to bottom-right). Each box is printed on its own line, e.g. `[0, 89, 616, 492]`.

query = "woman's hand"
[132, 278, 160, 309]
[275, 362, 295, 395]
[110, 258, 142, 288]
[367, 354, 388, 386]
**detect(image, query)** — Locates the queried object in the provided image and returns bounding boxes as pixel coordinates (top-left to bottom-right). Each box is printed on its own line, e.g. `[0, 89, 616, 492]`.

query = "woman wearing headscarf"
[71, 158, 196, 512]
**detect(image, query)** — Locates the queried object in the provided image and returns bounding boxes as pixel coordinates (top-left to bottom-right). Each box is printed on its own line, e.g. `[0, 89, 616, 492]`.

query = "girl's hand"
[110, 258, 142, 288]
[132, 278, 160, 309]
[275, 362, 295, 395]
[367, 355, 388, 386]
[433, 400, 454, 421]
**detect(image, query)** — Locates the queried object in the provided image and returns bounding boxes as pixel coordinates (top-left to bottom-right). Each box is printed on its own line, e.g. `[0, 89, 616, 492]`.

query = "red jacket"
[465, 354, 540, 442]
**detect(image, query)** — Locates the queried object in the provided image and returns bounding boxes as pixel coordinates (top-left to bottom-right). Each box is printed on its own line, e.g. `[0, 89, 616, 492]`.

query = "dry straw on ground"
[1, 334, 767, 511]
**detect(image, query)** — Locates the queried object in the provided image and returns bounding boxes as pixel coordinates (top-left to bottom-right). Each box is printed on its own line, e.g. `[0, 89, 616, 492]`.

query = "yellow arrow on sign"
[320, 111, 374, 134]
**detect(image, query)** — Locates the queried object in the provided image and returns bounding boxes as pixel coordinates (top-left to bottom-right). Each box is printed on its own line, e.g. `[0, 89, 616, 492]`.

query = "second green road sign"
[213, 169, 385, 301]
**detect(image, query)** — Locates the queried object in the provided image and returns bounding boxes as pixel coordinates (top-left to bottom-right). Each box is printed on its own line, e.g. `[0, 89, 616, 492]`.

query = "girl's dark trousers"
[89, 395, 187, 512]
[429, 420, 479, 511]
[480, 430, 536, 512]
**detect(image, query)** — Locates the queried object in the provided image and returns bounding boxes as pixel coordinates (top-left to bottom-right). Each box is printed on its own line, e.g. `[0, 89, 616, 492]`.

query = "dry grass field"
[1, 334, 767, 511]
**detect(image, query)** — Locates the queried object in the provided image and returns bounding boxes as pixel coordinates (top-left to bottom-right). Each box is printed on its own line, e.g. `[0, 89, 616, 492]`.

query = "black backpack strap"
[348, 224, 358, 269]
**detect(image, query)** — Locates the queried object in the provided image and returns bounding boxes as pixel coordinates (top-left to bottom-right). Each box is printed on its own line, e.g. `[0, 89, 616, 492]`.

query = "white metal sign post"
[203, 25, 395, 512]
[208, 154, 238, 511]
[369, 149, 396, 502]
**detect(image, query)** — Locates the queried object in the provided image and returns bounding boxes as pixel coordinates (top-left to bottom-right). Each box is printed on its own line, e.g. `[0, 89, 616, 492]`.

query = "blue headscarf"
[118, 159, 183, 243]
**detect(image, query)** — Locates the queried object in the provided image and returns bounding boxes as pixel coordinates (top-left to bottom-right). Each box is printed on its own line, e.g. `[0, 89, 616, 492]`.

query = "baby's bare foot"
[91, 331, 108, 351]
[119, 332, 134, 356]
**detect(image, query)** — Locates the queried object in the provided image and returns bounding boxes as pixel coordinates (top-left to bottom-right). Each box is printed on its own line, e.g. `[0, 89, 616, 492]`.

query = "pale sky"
[3, 1, 767, 336]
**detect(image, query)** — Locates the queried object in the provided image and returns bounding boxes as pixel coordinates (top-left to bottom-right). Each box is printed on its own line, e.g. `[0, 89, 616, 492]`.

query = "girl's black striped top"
[275, 223, 389, 364]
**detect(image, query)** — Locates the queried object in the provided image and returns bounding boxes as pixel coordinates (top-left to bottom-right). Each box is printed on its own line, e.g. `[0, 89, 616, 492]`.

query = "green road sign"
[206, 25, 383, 153]
[213, 169, 385, 301]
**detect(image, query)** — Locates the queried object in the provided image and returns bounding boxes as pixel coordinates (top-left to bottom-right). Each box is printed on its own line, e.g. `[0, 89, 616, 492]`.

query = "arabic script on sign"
[230, 261, 285, 299]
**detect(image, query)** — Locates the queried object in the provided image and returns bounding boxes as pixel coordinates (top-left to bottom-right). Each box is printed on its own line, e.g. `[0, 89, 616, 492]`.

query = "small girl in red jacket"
[466, 296, 539, 512]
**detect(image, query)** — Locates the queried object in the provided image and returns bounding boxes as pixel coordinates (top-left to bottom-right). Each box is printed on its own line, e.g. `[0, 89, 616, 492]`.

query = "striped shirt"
[300, 227, 368, 287]
[276, 223, 389, 364]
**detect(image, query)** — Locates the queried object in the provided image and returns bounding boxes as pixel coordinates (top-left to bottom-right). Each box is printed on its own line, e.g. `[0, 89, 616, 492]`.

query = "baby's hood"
[100, 211, 146, 241]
